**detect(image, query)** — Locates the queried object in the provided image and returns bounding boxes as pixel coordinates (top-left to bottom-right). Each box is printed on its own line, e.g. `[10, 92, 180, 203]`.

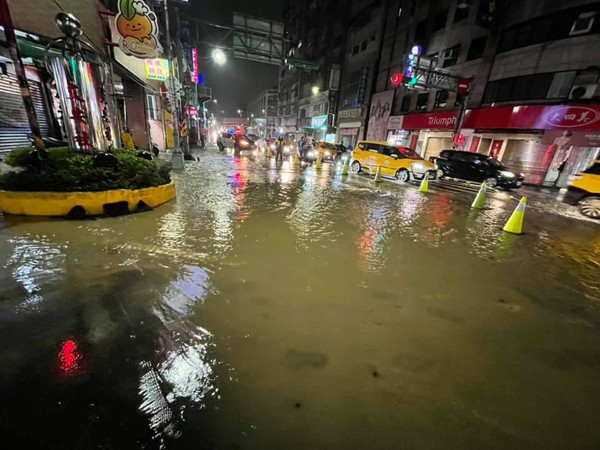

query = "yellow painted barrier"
[0, 181, 176, 217]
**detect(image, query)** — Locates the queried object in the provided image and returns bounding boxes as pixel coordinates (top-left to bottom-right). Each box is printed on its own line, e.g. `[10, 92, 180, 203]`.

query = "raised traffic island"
[0, 147, 175, 218]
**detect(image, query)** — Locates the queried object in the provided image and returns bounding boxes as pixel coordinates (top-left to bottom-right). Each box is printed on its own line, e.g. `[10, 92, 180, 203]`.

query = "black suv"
[435, 150, 524, 189]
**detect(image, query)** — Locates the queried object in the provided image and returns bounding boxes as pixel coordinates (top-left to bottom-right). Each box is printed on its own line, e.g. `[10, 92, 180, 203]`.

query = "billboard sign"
[144, 58, 169, 81]
[311, 115, 328, 128]
[366, 90, 394, 141]
[116, 0, 162, 58]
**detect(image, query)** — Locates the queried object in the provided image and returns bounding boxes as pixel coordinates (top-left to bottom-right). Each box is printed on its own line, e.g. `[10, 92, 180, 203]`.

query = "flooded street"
[1, 147, 600, 449]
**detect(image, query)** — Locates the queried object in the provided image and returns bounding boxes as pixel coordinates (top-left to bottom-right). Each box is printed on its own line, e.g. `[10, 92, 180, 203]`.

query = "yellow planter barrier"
[0, 181, 176, 217]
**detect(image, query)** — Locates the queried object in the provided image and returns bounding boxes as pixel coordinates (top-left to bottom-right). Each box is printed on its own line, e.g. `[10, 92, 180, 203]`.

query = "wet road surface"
[1, 146, 599, 449]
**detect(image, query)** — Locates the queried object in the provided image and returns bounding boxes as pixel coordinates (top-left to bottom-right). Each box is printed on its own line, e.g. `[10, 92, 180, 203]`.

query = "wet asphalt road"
[0, 145, 599, 449]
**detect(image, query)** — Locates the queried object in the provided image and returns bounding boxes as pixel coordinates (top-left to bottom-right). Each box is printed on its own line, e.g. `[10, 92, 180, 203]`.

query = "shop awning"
[16, 37, 100, 64]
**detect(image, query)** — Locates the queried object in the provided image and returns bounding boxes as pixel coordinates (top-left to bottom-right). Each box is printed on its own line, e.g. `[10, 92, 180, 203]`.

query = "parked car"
[434, 150, 524, 189]
[350, 140, 437, 182]
[217, 133, 257, 152]
[562, 159, 600, 219]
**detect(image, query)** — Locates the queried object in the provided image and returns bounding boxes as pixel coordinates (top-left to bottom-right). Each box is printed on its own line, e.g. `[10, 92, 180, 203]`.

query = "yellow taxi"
[563, 160, 600, 219]
[350, 140, 438, 182]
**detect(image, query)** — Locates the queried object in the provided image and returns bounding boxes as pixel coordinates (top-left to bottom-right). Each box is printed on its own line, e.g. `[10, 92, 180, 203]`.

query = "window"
[435, 90, 449, 108]
[483, 73, 555, 103]
[400, 94, 411, 112]
[414, 19, 427, 42]
[366, 143, 382, 153]
[466, 36, 487, 60]
[498, 6, 600, 53]
[300, 108, 306, 118]
[433, 9, 448, 32]
[352, 45, 359, 55]
[312, 104, 321, 115]
[454, 5, 469, 23]
[416, 93, 429, 111]
[584, 162, 600, 175]
[361, 40, 367, 51]
[146, 94, 161, 121]
[441, 45, 460, 67]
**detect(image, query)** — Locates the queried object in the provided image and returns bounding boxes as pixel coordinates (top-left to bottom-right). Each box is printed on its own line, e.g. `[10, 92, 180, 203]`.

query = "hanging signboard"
[144, 58, 169, 80]
[116, 0, 162, 58]
[311, 115, 328, 128]
[190, 48, 198, 83]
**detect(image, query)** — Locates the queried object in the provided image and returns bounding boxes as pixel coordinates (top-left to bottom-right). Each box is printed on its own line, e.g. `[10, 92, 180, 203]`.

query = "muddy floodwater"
[1, 151, 599, 449]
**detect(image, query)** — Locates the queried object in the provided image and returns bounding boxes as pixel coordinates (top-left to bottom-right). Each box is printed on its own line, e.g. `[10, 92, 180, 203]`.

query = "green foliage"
[0, 148, 171, 192]
[4, 147, 34, 167]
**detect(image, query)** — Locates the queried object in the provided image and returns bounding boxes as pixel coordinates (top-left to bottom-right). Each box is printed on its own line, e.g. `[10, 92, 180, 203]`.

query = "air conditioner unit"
[569, 83, 600, 100]
[569, 12, 596, 36]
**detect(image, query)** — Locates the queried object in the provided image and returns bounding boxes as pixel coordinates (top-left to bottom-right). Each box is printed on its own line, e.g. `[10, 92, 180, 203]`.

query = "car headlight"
[411, 162, 425, 172]
[284, 145, 290, 152]
[324, 150, 331, 156]
[269, 144, 276, 150]
[341, 154, 349, 160]
[500, 171, 515, 178]
[239, 140, 248, 146]
[308, 150, 316, 157]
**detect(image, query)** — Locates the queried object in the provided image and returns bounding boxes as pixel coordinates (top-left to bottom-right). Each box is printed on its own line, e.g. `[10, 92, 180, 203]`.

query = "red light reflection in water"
[58, 339, 82, 375]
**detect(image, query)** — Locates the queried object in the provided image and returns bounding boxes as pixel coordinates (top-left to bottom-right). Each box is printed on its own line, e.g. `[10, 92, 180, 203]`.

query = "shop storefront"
[337, 107, 363, 148]
[0, 63, 53, 154]
[392, 104, 600, 186]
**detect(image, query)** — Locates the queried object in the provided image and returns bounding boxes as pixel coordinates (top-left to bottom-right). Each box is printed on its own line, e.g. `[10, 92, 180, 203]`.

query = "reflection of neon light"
[59, 339, 82, 375]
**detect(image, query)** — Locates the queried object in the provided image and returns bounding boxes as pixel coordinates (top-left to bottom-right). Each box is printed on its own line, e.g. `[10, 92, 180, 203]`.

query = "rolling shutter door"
[0, 75, 49, 156]
[424, 136, 453, 160]
[501, 139, 554, 185]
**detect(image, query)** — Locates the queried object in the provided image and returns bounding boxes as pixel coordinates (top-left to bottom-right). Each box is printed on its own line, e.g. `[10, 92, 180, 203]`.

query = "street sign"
[286, 57, 320, 71]
[458, 77, 470, 95]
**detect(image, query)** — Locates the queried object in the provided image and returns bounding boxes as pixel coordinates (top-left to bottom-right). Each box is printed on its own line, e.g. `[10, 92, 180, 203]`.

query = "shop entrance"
[501, 139, 554, 185]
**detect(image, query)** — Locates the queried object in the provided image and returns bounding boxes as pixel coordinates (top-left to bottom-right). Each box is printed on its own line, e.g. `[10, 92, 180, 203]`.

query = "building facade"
[336, 0, 387, 148]
[248, 88, 278, 136]
[367, 0, 600, 186]
[279, 0, 349, 141]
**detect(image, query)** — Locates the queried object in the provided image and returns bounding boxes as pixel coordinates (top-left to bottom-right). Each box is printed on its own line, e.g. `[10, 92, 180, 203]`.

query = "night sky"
[189, 0, 285, 117]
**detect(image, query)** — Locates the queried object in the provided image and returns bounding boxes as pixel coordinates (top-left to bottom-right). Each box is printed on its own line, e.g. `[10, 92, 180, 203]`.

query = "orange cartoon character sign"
[116, 0, 162, 58]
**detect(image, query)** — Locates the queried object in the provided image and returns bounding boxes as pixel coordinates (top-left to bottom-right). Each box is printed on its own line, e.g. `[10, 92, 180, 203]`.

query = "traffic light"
[407, 76, 418, 87]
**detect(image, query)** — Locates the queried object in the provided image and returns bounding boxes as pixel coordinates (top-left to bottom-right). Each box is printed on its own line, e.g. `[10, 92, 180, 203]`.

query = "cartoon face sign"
[116, 0, 162, 58]
[117, 13, 153, 40]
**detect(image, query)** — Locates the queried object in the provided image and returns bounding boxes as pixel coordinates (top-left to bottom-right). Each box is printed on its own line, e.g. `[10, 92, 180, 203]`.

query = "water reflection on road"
[0, 149, 599, 449]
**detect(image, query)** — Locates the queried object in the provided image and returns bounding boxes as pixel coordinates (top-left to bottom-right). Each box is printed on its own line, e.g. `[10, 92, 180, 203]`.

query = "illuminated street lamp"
[212, 48, 227, 65]
[311, 86, 320, 96]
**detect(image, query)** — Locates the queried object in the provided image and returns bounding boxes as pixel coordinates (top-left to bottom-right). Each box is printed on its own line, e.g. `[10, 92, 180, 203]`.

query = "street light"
[212, 48, 227, 65]
[311, 86, 320, 96]
[237, 109, 242, 118]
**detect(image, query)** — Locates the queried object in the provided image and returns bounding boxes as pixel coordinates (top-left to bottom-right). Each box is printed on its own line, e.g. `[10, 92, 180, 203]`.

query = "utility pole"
[163, 0, 184, 169]
[174, 5, 190, 158]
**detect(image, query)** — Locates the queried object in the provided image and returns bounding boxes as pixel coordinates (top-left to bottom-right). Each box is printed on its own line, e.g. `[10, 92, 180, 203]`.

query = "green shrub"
[4, 147, 34, 167]
[0, 148, 171, 192]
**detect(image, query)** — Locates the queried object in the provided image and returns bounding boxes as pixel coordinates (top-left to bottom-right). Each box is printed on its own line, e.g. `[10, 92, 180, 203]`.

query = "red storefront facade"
[387, 105, 600, 186]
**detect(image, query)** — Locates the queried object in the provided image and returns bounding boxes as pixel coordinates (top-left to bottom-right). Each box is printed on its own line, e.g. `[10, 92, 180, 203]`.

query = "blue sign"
[198, 73, 204, 86]
[311, 115, 328, 128]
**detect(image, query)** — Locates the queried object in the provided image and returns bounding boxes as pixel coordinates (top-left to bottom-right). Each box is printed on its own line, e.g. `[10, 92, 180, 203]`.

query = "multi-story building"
[366, 0, 600, 186]
[248, 88, 279, 136]
[336, 0, 387, 148]
[279, 0, 349, 141]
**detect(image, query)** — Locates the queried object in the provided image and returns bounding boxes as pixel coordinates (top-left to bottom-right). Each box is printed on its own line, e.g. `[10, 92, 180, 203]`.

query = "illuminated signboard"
[190, 48, 198, 83]
[404, 45, 422, 79]
[311, 115, 328, 128]
[145, 58, 169, 80]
